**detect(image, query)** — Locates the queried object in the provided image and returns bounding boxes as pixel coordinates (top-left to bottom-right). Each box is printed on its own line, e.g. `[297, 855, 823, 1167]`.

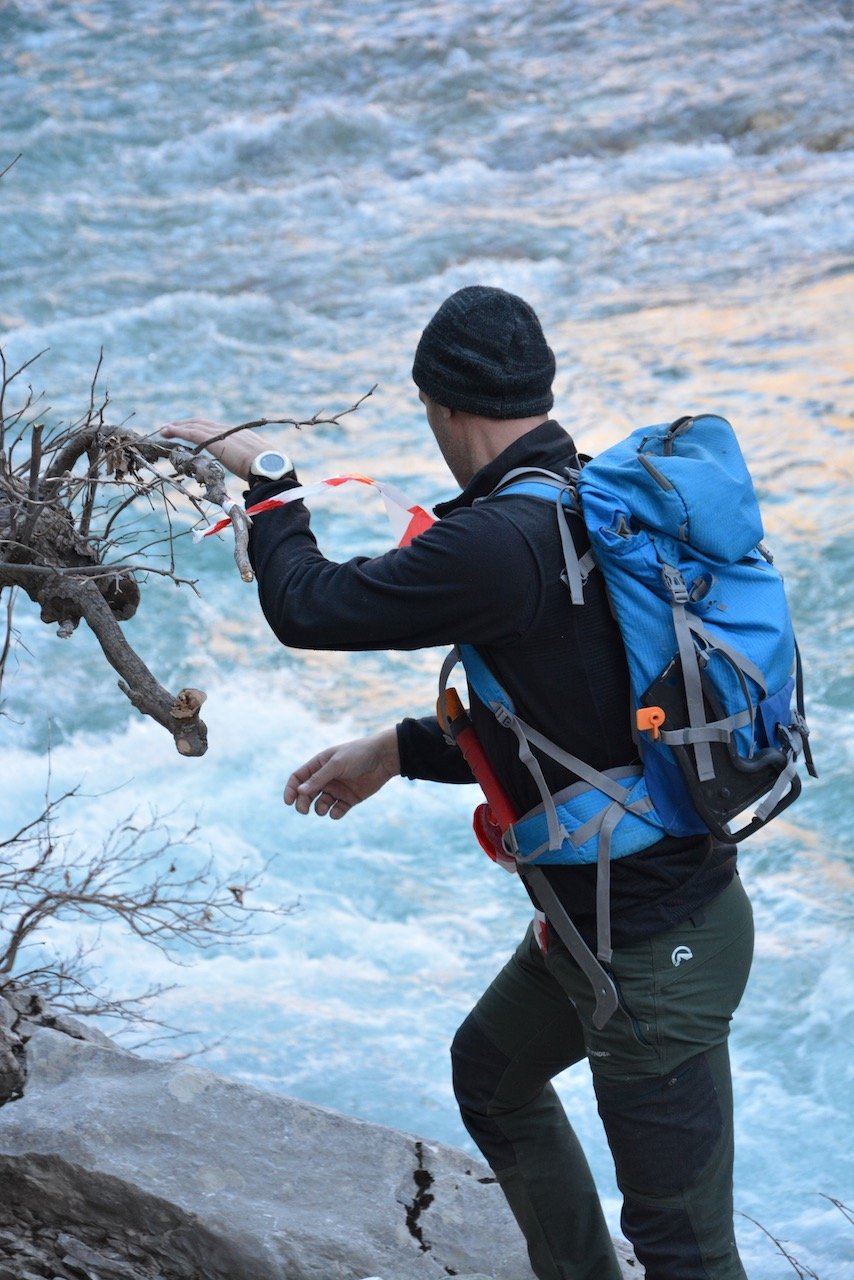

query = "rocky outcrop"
[0, 996, 639, 1279]
[0, 986, 116, 1106]
[0, 993, 27, 1105]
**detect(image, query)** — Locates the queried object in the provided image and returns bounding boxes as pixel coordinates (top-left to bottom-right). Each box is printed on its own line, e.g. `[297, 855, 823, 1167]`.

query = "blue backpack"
[453, 414, 816, 980]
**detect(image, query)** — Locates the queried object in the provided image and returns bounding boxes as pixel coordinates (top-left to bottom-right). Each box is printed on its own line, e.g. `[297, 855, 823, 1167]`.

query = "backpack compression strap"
[659, 564, 766, 781]
[438, 663, 620, 1029]
[442, 644, 659, 965]
[658, 565, 814, 789]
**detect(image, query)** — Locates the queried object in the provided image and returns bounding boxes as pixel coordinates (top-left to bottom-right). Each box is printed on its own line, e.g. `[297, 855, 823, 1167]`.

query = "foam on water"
[2, 1, 852, 1273]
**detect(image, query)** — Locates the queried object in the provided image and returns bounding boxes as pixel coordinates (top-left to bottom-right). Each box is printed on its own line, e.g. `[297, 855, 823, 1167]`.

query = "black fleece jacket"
[247, 420, 734, 948]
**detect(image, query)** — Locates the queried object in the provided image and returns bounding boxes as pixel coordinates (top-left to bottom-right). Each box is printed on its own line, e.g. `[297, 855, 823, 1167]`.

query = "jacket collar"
[434, 420, 582, 517]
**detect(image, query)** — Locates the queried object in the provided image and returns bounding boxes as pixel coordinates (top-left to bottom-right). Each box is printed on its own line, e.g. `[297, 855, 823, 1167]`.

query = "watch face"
[258, 452, 285, 471]
[252, 450, 291, 478]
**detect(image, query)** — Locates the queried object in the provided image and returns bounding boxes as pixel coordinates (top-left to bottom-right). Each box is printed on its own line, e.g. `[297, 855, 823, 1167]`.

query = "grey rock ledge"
[0, 1020, 638, 1279]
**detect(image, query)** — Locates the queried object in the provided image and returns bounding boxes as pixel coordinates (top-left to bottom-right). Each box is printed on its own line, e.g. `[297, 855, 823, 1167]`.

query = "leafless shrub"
[0, 777, 293, 1043]
[738, 1197, 852, 1278]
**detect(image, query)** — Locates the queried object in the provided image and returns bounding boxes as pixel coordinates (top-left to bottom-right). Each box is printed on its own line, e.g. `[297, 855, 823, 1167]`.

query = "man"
[161, 286, 754, 1280]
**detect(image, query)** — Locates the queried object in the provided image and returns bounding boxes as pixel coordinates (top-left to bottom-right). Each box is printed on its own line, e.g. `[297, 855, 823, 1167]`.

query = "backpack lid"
[581, 415, 765, 562]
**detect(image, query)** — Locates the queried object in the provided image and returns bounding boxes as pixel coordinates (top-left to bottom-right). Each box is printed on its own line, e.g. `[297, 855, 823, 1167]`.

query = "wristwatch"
[249, 450, 294, 481]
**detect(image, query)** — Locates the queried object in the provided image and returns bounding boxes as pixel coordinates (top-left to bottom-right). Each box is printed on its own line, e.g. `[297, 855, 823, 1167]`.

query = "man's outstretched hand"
[159, 417, 278, 482]
[285, 728, 401, 819]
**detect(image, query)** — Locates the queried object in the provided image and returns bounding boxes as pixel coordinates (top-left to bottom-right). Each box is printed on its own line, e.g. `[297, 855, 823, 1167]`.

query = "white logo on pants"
[671, 944, 694, 967]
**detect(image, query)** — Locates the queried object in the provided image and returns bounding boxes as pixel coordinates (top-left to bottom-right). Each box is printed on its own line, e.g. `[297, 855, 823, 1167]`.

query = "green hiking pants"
[451, 875, 754, 1280]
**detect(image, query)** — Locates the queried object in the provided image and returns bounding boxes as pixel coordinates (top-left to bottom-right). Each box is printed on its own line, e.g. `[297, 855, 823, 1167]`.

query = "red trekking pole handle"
[439, 688, 518, 861]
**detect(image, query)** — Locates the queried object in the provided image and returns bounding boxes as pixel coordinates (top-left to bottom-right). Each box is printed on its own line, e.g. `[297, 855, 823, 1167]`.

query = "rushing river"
[1, 1, 852, 1274]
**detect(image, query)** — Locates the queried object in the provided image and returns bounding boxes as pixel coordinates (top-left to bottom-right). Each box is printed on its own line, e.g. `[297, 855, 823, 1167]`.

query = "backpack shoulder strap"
[484, 467, 596, 605]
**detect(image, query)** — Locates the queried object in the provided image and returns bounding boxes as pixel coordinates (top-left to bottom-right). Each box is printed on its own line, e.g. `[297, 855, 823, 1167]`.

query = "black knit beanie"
[412, 285, 555, 419]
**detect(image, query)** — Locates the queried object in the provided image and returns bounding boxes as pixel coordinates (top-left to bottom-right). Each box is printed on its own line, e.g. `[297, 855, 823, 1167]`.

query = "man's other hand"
[284, 728, 401, 820]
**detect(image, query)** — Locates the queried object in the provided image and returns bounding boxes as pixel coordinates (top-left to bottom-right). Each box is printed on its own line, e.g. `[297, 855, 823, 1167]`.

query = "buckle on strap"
[662, 563, 690, 604]
[789, 711, 810, 744]
[776, 720, 804, 760]
[492, 703, 515, 729]
[560, 549, 596, 591]
[501, 824, 519, 858]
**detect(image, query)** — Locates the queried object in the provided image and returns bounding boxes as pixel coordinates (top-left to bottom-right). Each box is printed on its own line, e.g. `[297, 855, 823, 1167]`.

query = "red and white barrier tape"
[195, 472, 435, 549]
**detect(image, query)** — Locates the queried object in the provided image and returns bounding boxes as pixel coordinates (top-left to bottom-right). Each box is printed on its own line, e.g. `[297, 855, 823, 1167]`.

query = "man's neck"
[455, 411, 550, 483]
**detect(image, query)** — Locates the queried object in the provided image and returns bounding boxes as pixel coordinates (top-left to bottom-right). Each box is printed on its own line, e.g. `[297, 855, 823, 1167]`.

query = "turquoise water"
[1, 2, 852, 1274]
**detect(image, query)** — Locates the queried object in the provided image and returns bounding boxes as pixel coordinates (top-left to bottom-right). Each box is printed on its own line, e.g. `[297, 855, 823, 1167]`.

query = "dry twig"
[737, 1212, 821, 1278]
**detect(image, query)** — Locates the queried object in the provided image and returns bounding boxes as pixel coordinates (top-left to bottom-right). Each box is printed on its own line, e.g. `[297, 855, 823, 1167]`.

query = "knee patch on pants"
[450, 1012, 516, 1172]
[593, 1050, 723, 1197]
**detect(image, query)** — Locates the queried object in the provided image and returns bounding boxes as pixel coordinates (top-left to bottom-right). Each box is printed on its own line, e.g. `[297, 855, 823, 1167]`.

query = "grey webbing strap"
[522, 865, 619, 1029]
[492, 466, 595, 606]
[496, 709, 567, 851]
[492, 465, 565, 490]
[670, 590, 715, 781]
[551, 764, 645, 805]
[578, 548, 597, 580]
[570, 791, 654, 848]
[436, 647, 461, 741]
[659, 707, 753, 747]
[511, 775, 652, 864]
[516, 718, 651, 814]
[754, 752, 799, 821]
[595, 800, 627, 964]
[555, 493, 588, 605]
[687, 618, 767, 694]
[688, 618, 764, 754]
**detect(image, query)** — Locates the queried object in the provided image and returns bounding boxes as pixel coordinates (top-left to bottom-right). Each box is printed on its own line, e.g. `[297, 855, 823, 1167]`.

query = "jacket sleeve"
[245, 478, 544, 652]
[396, 715, 476, 785]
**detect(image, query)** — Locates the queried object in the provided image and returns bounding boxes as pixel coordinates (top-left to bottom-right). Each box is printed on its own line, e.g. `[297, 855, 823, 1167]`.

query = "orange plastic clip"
[636, 706, 666, 740]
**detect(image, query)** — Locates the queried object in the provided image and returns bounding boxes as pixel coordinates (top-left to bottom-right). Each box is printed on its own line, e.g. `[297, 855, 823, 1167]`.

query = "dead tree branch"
[179, 382, 378, 457]
[0, 353, 224, 754]
[0, 341, 375, 754]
